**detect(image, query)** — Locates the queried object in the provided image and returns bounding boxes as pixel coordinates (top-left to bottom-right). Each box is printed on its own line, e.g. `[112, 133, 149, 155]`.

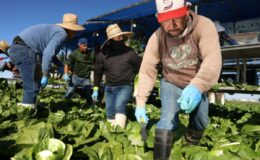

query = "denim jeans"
[105, 84, 133, 119]
[157, 79, 209, 131]
[65, 74, 92, 105]
[8, 44, 41, 104]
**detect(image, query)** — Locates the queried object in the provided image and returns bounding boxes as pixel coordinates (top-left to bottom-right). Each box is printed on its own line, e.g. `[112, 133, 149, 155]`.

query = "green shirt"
[66, 49, 94, 78]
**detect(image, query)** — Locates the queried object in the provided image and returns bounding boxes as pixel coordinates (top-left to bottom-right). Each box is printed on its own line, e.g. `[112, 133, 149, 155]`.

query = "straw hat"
[56, 13, 85, 31]
[0, 40, 9, 53]
[102, 23, 134, 48]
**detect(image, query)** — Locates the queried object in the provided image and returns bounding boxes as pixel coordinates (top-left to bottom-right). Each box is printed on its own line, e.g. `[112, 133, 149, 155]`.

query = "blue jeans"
[157, 79, 209, 131]
[65, 74, 92, 104]
[105, 84, 133, 119]
[8, 44, 41, 104]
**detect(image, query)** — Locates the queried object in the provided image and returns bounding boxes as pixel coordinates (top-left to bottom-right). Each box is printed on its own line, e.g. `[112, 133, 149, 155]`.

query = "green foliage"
[126, 39, 144, 55]
[212, 82, 259, 91]
[11, 138, 72, 160]
[0, 81, 259, 159]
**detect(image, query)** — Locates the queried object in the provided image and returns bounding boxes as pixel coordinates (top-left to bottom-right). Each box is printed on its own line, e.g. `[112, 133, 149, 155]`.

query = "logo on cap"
[163, 0, 173, 11]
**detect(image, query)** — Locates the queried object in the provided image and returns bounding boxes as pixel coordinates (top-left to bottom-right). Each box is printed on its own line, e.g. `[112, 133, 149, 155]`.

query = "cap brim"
[157, 6, 187, 23]
[56, 23, 85, 31]
[101, 32, 134, 50]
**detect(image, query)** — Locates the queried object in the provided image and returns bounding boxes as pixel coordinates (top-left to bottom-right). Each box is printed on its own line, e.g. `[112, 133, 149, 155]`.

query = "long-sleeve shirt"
[94, 46, 142, 86]
[136, 11, 222, 106]
[66, 49, 94, 78]
[19, 24, 68, 73]
[0, 54, 9, 71]
[0, 61, 5, 71]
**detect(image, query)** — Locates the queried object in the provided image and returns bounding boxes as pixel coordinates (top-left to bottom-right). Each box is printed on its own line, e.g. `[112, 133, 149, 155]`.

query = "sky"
[1, 0, 143, 44]
[0, 0, 143, 78]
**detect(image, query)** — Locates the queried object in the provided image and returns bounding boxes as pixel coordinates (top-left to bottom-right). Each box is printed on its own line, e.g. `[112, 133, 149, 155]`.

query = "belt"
[12, 36, 41, 63]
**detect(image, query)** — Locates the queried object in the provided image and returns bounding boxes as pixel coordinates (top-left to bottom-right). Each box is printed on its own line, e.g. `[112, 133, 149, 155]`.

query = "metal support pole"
[242, 58, 247, 84]
[194, 5, 198, 14]
[236, 59, 240, 83]
[130, 20, 134, 32]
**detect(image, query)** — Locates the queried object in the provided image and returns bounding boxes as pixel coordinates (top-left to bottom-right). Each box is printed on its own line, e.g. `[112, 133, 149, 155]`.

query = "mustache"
[167, 29, 181, 33]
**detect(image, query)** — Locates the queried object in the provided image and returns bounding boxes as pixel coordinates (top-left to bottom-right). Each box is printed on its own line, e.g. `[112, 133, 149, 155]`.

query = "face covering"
[109, 39, 125, 48]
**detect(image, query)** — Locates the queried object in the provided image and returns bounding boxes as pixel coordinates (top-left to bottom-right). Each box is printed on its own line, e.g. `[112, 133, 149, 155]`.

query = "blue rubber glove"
[3, 57, 10, 63]
[63, 74, 70, 81]
[92, 86, 99, 101]
[41, 76, 48, 88]
[177, 84, 202, 113]
[135, 106, 149, 123]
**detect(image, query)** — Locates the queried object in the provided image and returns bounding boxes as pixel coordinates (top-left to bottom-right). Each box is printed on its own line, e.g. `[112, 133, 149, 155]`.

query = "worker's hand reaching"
[41, 76, 48, 88]
[92, 86, 99, 101]
[177, 84, 202, 113]
[135, 106, 149, 123]
[63, 74, 70, 81]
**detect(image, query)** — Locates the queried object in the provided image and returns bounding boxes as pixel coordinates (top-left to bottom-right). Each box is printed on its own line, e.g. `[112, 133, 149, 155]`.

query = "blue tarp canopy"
[81, 0, 158, 47]
[80, 0, 260, 47]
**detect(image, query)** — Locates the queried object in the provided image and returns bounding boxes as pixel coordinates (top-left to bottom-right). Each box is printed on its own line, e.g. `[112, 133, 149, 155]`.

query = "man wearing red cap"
[134, 0, 222, 159]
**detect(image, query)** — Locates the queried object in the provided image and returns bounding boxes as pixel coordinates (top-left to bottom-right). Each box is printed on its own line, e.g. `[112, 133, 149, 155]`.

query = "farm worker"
[0, 40, 10, 71]
[92, 24, 142, 128]
[64, 38, 94, 106]
[0, 40, 19, 76]
[0, 40, 9, 54]
[134, 0, 222, 159]
[8, 13, 85, 108]
[56, 44, 73, 79]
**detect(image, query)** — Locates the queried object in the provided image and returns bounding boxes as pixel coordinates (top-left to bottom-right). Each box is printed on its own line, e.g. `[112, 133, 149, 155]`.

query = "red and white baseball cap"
[156, 0, 190, 23]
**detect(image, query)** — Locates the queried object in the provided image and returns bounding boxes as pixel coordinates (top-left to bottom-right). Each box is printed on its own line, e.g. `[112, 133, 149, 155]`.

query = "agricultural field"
[0, 78, 259, 160]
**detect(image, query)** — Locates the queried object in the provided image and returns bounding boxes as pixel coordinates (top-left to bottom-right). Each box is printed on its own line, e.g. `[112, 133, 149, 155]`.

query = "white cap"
[156, 0, 190, 22]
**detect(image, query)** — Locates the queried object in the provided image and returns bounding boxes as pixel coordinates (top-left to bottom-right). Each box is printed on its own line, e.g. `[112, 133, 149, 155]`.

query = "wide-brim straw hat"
[101, 23, 134, 49]
[0, 40, 9, 53]
[56, 13, 85, 31]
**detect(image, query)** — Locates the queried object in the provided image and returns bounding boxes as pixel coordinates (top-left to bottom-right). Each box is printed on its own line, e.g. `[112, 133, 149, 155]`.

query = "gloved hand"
[0, 57, 10, 62]
[177, 84, 202, 113]
[41, 76, 48, 88]
[63, 73, 70, 81]
[4, 57, 11, 63]
[135, 106, 149, 123]
[92, 86, 99, 101]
